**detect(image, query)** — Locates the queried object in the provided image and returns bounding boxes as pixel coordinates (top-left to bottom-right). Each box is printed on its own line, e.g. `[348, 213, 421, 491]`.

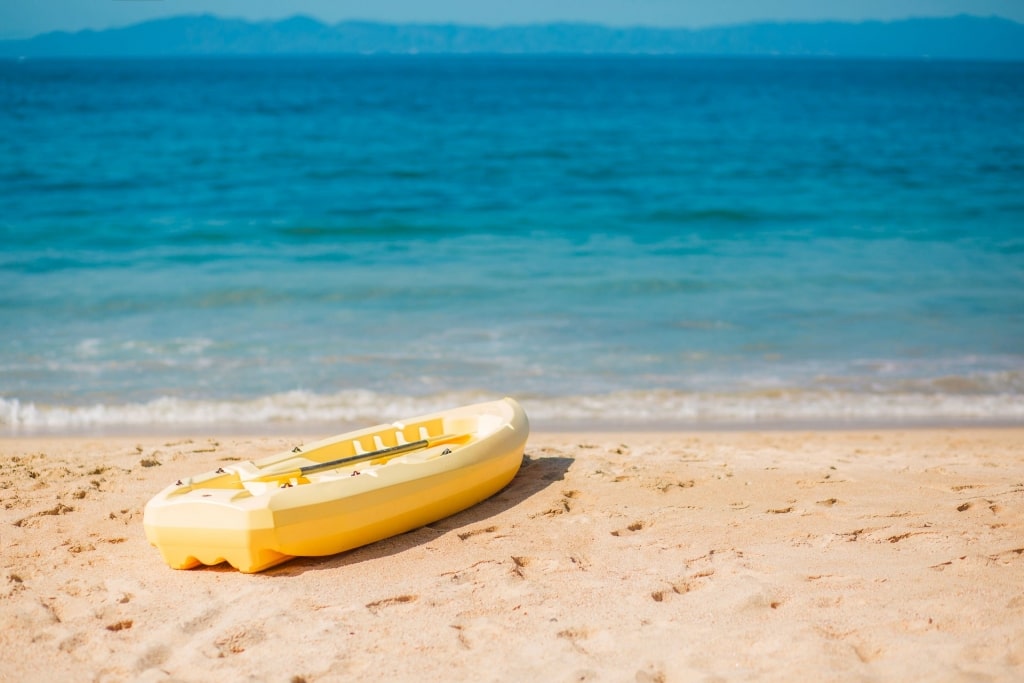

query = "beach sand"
[1, 429, 1022, 682]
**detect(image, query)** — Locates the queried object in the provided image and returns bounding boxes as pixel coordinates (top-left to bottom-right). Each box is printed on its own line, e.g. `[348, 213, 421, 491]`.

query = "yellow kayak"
[143, 397, 529, 573]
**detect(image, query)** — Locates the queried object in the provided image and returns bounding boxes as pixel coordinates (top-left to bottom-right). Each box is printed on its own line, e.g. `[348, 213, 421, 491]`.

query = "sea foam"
[3, 389, 1022, 435]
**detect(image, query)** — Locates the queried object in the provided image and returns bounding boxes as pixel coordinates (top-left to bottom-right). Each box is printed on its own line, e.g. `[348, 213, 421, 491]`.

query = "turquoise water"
[2, 56, 1023, 432]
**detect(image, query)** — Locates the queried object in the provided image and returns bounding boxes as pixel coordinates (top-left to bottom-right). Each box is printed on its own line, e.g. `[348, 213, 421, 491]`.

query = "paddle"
[249, 432, 472, 483]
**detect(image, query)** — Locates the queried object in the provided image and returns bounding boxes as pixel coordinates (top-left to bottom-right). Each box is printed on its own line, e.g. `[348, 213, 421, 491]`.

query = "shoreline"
[4, 416, 1024, 440]
[3, 429, 1023, 681]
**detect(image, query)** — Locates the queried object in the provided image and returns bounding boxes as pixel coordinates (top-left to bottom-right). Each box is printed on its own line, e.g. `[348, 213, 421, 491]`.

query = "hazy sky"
[2, 0, 1022, 40]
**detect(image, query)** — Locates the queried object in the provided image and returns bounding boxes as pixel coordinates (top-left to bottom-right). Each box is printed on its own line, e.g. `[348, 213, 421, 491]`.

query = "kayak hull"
[143, 398, 528, 573]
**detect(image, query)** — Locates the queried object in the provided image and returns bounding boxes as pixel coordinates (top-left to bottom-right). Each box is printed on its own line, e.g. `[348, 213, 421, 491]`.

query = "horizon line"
[6, 11, 1021, 42]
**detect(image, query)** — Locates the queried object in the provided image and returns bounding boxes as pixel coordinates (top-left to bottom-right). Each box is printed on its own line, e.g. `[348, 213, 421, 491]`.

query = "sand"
[1, 429, 1023, 682]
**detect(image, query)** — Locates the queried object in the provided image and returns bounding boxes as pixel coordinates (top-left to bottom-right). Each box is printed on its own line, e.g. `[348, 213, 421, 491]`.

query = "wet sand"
[2, 429, 1023, 682]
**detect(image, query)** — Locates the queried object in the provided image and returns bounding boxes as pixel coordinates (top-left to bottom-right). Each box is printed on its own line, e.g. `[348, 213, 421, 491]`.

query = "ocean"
[2, 56, 1022, 433]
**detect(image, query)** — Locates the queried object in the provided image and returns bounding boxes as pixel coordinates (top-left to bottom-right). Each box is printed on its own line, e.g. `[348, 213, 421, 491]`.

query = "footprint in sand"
[569, 554, 591, 571]
[457, 525, 498, 541]
[853, 640, 885, 663]
[611, 520, 646, 537]
[365, 594, 418, 614]
[988, 547, 1024, 565]
[67, 541, 96, 554]
[510, 555, 531, 578]
[531, 494, 576, 518]
[635, 668, 668, 683]
[651, 569, 716, 602]
[207, 624, 267, 657]
[440, 560, 501, 585]
[648, 478, 695, 493]
[556, 627, 591, 654]
[13, 503, 75, 528]
[133, 643, 170, 673]
[107, 508, 139, 524]
[180, 606, 220, 636]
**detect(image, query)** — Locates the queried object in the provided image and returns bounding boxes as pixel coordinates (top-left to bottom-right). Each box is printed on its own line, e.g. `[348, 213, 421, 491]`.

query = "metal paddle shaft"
[300, 436, 451, 475]
[253, 433, 470, 482]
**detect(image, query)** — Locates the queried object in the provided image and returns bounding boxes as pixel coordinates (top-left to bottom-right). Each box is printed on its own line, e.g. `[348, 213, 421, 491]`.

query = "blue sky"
[2, 0, 1022, 40]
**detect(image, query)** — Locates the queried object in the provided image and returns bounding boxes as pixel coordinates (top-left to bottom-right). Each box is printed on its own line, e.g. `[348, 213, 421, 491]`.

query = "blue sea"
[2, 56, 1023, 433]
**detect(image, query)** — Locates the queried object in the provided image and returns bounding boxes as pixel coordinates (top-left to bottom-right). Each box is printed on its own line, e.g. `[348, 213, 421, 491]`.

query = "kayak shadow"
[263, 451, 574, 576]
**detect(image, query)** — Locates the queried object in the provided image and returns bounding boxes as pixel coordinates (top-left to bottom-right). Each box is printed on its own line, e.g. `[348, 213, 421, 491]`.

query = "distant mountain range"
[2, 14, 1023, 60]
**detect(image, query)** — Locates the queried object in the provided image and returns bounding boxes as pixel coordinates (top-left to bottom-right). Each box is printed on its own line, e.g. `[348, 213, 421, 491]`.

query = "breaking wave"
[3, 387, 1023, 435]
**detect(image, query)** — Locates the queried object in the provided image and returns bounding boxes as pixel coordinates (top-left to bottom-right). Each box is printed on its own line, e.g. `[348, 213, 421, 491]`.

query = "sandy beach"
[2, 428, 1023, 682]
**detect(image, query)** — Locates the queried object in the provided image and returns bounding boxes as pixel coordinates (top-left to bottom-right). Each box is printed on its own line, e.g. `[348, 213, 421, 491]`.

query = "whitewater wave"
[2, 388, 1023, 434]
